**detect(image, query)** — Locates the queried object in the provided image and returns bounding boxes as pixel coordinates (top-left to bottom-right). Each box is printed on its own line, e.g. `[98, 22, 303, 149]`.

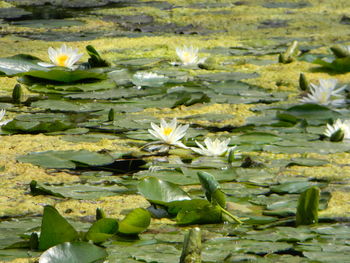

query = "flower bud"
[330, 45, 350, 58]
[12, 83, 22, 104]
[108, 108, 115, 122]
[330, 128, 344, 142]
[299, 73, 309, 91]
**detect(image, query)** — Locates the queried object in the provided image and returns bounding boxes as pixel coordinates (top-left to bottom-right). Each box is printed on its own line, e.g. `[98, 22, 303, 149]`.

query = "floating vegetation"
[0, 0, 350, 262]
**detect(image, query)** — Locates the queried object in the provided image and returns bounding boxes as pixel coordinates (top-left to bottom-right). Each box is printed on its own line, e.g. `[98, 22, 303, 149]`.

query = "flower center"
[56, 54, 69, 67]
[163, 127, 173, 136]
[319, 91, 329, 103]
[182, 52, 192, 63]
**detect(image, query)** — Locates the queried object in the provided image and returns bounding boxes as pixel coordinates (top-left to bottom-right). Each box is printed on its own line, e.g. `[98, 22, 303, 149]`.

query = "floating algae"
[0, 0, 350, 262]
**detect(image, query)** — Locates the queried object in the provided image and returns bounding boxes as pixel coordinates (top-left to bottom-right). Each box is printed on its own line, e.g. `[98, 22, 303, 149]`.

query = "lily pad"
[12, 19, 85, 29]
[196, 72, 259, 82]
[17, 150, 115, 169]
[39, 242, 108, 263]
[20, 69, 106, 83]
[118, 208, 151, 235]
[137, 177, 191, 205]
[39, 206, 78, 251]
[0, 54, 46, 75]
[86, 218, 118, 243]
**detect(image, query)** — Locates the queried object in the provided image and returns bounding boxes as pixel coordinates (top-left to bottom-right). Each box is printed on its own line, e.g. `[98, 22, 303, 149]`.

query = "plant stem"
[220, 207, 243, 224]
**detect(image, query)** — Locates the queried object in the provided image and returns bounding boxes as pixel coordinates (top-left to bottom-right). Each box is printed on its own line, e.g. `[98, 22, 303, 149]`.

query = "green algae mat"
[0, 0, 350, 262]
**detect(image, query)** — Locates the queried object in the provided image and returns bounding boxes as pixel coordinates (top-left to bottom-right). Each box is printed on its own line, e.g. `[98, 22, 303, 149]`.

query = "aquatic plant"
[38, 44, 83, 70]
[0, 109, 11, 126]
[324, 119, 350, 141]
[299, 78, 346, 107]
[148, 118, 189, 148]
[176, 46, 205, 66]
[131, 71, 168, 89]
[191, 137, 235, 157]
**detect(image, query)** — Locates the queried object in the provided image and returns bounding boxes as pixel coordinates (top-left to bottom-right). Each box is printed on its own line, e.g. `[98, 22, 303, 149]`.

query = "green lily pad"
[0, 54, 46, 75]
[270, 181, 326, 194]
[17, 150, 115, 169]
[28, 80, 116, 94]
[31, 99, 104, 112]
[303, 251, 350, 263]
[39, 206, 78, 251]
[286, 158, 328, 167]
[196, 72, 259, 82]
[20, 69, 106, 83]
[230, 132, 281, 145]
[3, 118, 73, 134]
[12, 19, 85, 29]
[137, 177, 191, 205]
[176, 203, 222, 225]
[38, 242, 108, 263]
[313, 57, 350, 73]
[115, 57, 164, 68]
[36, 184, 128, 200]
[198, 171, 226, 208]
[86, 218, 118, 243]
[285, 104, 341, 120]
[118, 208, 151, 235]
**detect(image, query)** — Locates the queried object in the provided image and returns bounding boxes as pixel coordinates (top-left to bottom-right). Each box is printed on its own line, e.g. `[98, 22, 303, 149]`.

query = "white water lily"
[131, 72, 168, 88]
[148, 118, 189, 147]
[324, 119, 350, 139]
[176, 46, 205, 66]
[191, 137, 235, 157]
[0, 109, 11, 126]
[38, 44, 83, 70]
[344, 45, 350, 54]
[299, 78, 346, 107]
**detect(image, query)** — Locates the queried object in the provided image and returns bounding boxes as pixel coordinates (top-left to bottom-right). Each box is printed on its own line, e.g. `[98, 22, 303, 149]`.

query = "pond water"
[0, 0, 349, 262]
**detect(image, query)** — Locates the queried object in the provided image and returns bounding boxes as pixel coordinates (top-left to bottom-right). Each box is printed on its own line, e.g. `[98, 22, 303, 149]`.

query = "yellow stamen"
[320, 92, 328, 103]
[56, 54, 69, 67]
[182, 52, 192, 63]
[163, 127, 173, 136]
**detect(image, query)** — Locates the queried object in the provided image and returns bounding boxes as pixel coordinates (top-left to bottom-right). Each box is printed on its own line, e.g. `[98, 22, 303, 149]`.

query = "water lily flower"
[38, 44, 83, 70]
[344, 45, 350, 54]
[299, 78, 346, 107]
[131, 72, 168, 89]
[191, 137, 235, 157]
[0, 109, 11, 126]
[176, 46, 205, 66]
[148, 118, 189, 147]
[324, 119, 350, 139]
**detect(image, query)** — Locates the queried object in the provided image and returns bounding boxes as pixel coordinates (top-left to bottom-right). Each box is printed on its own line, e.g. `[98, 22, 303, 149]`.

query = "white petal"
[0, 119, 12, 126]
[174, 141, 189, 149]
[0, 109, 5, 120]
[195, 140, 207, 151]
[48, 47, 57, 63]
[148, 129, 162, 140]
[38, 62, 55, 68]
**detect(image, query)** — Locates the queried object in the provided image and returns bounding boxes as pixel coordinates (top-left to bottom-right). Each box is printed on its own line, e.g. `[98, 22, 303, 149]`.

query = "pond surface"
[0, 0, 350, 262]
